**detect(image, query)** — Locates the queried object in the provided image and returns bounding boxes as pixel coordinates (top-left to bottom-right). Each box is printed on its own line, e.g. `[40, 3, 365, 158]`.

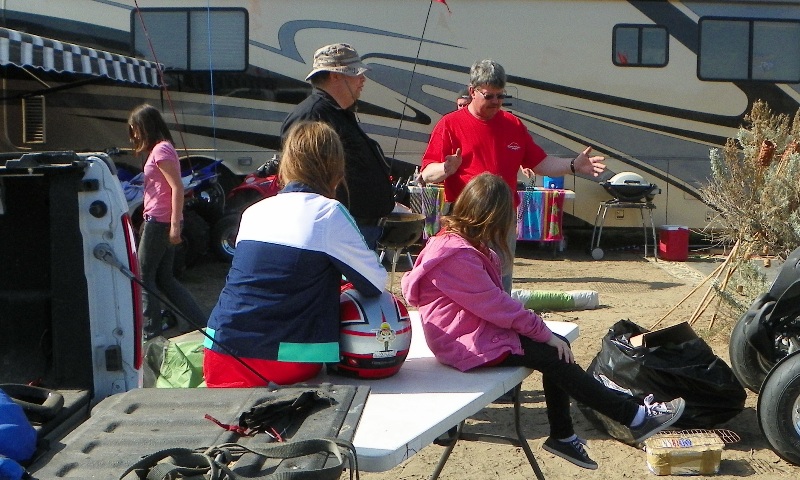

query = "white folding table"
[318, 311, 579, 479]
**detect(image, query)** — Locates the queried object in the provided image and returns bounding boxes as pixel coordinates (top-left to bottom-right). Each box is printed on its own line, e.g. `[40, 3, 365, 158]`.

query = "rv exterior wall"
[3, 0, 800, 230]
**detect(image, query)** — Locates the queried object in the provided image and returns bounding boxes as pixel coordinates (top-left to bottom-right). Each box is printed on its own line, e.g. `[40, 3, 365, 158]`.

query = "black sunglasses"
[476, 90, 508, 101]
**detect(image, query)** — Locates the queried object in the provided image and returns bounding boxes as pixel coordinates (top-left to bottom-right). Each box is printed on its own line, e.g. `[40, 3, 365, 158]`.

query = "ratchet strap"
[118, 438, 359, 480]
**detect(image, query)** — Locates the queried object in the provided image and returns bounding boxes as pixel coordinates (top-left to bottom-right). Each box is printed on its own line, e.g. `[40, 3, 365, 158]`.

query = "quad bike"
[209, 157, 416, 262]
[210, 157, 281, 261]
[729, 245, 800, 465]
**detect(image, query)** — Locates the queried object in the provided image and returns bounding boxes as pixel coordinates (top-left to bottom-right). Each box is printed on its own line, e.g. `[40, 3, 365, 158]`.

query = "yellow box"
[644, 431, 724, 476]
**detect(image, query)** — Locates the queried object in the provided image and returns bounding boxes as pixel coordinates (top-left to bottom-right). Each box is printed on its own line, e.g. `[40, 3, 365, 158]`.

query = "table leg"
[429, 421, 463, 480]
[428, 384, 546, 480]
[512, 384, 547, 480]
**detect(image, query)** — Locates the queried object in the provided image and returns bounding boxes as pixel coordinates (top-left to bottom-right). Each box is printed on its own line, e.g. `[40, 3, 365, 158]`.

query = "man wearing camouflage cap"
[281, 43, 394, 249]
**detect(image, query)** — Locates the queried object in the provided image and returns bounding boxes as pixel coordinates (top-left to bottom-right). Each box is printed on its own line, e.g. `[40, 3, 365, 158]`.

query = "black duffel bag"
[580, 319, 746, 439]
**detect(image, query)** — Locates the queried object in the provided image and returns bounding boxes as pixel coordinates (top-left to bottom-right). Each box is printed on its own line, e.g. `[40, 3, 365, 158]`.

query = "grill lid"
[600, 172, 659, 202]
[606, 171, 649, 186]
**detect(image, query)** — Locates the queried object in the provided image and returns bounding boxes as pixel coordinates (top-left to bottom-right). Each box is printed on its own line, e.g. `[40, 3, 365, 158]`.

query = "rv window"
[699, 18, 800, 82]
[612, 25, 668, 67]
[752, 21, 800, 81]
[132, 8, 247, 72]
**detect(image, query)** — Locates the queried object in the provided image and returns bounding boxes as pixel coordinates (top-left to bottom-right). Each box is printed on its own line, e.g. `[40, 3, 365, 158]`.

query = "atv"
[729, 245, 800, 465]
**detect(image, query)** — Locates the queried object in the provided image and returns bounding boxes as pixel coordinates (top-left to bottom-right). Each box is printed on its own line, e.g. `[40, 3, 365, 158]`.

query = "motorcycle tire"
[730, 307, 776, 393]
[210, 213, 241, 262]
[757, 351, 800, 466]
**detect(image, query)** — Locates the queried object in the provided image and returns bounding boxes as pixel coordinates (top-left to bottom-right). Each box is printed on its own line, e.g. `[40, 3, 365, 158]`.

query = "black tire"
[225, 189, 265, 214]
[730, 310, 775, 393]
[210, 213, 241, 262]
[173, 210, 209, 277]
[194, 181, 227, 225]
[214, 165, 242, 194]
[758, 352, 800, 465]
[173, 243, 187, 279]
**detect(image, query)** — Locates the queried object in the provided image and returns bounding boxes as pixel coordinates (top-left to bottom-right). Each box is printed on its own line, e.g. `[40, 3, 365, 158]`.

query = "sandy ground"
[179, 237, 800, 480]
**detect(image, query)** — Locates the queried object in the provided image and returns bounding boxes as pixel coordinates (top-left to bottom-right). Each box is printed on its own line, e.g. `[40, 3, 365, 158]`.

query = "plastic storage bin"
[542, 176, 564, 189]
[658, 225, 689, 261]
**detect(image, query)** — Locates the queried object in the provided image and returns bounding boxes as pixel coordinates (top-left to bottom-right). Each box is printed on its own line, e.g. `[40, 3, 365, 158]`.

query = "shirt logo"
[507, 142, 521, 151]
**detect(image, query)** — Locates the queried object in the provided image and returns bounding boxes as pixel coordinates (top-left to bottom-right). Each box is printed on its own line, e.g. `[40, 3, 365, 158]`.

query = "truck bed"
[28, 384, 368, 478]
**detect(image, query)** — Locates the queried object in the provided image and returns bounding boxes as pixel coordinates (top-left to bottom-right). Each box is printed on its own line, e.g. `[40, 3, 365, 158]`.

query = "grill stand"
[378, 247, 414, 292]
[590, 200, 658, 261]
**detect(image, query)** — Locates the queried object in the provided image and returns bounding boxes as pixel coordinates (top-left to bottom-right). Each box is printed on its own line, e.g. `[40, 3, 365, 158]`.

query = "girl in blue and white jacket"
[204, 121, 387, 387]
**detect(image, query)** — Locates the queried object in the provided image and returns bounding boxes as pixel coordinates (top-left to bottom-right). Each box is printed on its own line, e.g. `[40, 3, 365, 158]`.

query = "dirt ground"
[179, 235, 799, 480]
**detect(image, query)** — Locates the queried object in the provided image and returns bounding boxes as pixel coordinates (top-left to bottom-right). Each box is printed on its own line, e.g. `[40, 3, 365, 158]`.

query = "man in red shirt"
[420, 59, 606, 292]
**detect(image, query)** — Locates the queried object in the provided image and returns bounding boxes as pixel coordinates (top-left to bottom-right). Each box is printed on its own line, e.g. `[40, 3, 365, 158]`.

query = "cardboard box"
[630, 322, 698, 348]
[645, 431, 724, 476]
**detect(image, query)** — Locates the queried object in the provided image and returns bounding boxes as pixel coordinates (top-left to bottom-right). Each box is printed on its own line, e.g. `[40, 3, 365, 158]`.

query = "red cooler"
[658, 225, 689, 261]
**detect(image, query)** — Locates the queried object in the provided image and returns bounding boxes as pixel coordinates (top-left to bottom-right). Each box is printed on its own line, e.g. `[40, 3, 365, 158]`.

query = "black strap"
[118, 438, 358, 480]
[238, 390, 333, 438]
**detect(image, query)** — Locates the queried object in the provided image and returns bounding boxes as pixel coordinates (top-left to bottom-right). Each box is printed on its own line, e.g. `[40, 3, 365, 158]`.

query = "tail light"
[122, 213, 143, 369]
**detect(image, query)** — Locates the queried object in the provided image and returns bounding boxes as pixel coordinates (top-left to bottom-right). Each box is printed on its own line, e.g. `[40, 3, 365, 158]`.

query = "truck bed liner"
[29, 384, 368, 478]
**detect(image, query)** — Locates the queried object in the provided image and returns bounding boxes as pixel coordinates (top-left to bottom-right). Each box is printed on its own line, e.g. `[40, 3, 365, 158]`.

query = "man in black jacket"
[281, 43, 395, 249]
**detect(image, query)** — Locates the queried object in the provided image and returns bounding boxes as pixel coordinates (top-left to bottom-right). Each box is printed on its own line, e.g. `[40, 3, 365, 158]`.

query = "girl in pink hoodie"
[401, 173, 684, 470]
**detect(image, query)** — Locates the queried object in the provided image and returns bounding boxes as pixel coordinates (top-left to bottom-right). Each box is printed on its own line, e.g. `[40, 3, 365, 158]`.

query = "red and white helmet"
[333, 288, 412, 379]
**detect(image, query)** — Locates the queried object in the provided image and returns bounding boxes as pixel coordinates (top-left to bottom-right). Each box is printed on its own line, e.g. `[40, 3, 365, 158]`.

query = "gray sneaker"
[542, 436, 598, 470]
[630, 394, 686, 443]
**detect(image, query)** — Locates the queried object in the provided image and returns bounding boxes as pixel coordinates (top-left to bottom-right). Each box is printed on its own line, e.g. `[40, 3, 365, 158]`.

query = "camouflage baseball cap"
[305, 43, 369, 81]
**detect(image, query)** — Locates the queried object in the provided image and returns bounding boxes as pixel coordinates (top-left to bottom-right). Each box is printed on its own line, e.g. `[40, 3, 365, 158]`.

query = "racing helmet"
[332, 288, 412, 379]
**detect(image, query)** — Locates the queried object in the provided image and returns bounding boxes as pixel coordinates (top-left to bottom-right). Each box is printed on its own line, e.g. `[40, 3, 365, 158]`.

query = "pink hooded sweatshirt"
[401, 232, 552, 372]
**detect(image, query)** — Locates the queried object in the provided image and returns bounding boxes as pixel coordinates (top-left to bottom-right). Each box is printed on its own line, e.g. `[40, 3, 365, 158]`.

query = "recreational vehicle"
[4, 0, 800, 230]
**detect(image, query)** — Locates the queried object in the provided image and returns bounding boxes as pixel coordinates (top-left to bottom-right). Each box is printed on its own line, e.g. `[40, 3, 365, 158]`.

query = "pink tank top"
[142, 141, 182, 223]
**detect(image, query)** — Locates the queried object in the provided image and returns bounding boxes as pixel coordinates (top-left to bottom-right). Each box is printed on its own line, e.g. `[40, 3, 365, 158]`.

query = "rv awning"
[0, 27, 161, 87]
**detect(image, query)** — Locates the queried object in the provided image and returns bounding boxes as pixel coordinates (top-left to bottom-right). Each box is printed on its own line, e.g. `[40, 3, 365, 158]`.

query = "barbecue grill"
[378, 212, 425, 292]
[591, 171, 660, 260]
[600, 172, 659, 203]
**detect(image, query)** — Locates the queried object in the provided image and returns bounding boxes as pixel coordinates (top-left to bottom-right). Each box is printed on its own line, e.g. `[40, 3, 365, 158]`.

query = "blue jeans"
[139, 220, 208, 337]
[358, 224, 384, 251]
[500, 334, 640, 439]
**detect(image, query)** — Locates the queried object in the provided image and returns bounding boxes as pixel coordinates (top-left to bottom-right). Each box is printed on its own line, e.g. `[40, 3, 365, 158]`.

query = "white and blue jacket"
[205, 182, 387, 363]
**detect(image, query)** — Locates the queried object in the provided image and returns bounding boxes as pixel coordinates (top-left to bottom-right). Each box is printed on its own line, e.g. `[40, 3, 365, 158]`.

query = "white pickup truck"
[0, 150, 142, 412]
[0, 152, 363, 479]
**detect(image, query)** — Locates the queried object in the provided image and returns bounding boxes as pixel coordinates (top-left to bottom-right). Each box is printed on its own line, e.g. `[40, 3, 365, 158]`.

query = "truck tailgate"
[29, 384, 368, 478]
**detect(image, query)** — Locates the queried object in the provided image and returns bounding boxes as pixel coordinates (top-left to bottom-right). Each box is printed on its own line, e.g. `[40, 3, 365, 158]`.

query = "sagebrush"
[702, 100, 800, 261]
